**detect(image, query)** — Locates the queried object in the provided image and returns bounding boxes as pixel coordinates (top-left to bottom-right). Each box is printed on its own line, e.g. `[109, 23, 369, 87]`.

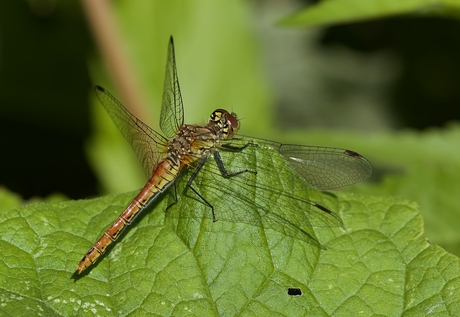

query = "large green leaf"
[1, 148, 459, 315]
[0, 188, 23, 212]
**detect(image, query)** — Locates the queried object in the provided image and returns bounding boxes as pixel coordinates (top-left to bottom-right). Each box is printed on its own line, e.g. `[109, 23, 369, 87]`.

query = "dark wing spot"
[344, 150, 363, 158]
[314, 203, 333, 214]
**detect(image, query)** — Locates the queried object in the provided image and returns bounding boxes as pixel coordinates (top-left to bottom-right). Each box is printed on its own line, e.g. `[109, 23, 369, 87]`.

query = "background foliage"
[1, 0, 460, 316]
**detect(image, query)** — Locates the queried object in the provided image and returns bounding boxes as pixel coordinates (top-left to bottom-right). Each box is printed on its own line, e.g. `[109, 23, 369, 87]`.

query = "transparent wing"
[95, 86, 168, 176]
[278, 143, 372, 190]
[244, 137, 372, 190]
[160, 36, 184, 139]
[169, 136, 371, 246]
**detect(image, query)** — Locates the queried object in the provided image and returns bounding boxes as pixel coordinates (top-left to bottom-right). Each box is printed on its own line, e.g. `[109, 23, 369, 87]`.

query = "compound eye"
[226, 112, 239, 129]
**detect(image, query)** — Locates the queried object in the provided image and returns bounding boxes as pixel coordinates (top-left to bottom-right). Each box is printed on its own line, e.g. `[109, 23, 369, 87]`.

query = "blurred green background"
[2, 0, 460, 253]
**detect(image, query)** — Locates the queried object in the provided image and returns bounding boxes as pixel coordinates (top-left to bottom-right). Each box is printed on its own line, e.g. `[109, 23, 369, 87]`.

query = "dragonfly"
[75, 37, 372, 274]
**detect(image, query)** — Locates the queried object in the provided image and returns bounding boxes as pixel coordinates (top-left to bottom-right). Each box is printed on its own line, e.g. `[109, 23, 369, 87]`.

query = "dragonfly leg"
[166, 182, 179, 210]
[186, 158, 218, 221]
[186, 152, 257, 222]
[214, 151, 257, 178]
[221, 141, 256, 152]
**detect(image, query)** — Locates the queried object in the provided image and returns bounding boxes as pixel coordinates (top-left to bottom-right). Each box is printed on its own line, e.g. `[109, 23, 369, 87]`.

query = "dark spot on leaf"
[287, 287, 302, 296]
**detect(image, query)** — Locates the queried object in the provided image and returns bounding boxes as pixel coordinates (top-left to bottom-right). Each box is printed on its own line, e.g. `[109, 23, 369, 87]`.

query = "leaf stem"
[80, 0, 148, 120]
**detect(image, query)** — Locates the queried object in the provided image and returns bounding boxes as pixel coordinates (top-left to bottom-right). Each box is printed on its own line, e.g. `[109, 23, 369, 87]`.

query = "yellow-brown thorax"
[165, 109, 240, 171]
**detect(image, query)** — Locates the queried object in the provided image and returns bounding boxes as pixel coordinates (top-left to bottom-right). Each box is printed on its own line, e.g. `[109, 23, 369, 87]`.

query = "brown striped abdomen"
[75, 157, 181, 274]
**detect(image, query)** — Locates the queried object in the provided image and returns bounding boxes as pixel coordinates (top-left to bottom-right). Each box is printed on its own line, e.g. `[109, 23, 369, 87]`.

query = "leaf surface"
[1, 168, 459, 315]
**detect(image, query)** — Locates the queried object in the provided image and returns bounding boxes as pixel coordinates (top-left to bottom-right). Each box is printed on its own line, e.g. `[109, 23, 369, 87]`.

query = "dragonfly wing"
[191, 176, 329, 247]
[201, 163, 343, 227]
[95, 86, 168, 176]
[160, 36, 184, 139]
[278, 144, 372, 190]
[173, 141, 344, 246]
[230, 136, 371, 190]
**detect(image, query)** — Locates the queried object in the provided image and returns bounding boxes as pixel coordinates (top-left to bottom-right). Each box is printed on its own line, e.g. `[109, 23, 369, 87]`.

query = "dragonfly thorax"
[165, 124, 218, 167]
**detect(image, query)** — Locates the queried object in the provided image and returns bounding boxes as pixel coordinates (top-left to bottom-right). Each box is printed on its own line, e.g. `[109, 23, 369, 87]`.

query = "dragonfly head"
[209, 109, 240, 139]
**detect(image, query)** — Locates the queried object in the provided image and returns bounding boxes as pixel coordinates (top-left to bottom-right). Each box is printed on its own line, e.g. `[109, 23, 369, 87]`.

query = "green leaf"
[0, 187, 23, 212]
[1, 169, 460, 315]
[279, 0, 460, 27]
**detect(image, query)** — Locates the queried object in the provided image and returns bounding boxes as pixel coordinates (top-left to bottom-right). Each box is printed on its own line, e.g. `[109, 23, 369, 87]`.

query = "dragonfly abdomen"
[75, 157, 181, 274]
